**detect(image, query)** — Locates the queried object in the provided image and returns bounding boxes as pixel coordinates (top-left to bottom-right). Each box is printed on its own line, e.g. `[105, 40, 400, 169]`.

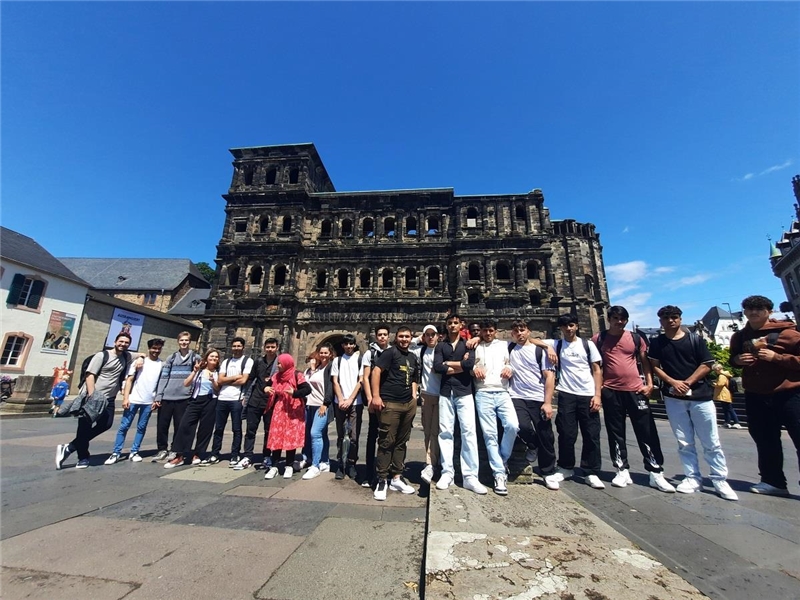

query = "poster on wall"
[105, 308, 145, 351]
[41, 311, 77, 354]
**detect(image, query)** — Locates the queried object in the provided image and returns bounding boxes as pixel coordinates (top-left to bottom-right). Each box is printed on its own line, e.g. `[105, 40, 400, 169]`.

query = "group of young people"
[54, 294, 800, 503]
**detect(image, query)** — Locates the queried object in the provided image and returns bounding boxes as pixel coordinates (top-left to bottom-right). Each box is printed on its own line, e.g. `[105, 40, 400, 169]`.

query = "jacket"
[730, 319, 800, 394]
[59, 388, 108, 423]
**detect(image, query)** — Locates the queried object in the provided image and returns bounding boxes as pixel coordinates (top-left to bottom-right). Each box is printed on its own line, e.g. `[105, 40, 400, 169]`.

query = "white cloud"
[606, 260, 647, 283]
[653, 266, 676, 274]
[735, 159, 792, 182]
[675, 274, 711, 287]
[613, 292, 656, 327]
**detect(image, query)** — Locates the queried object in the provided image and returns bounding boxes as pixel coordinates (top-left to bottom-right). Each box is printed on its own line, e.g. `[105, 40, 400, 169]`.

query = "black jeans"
[156, 399, 188, 452]
[511, 397, 556, 475]
[555, 391, 602, 474]
[601, 388, 664, 473]
[745, 389, 800, 489]
[71, 400, 115, 460]
[212, 401, 243, 457]
[364, 410, 380, 479]
[335, 403, 363, 467]
[243, 403, 272, 460]
[174, 394, 217, 457]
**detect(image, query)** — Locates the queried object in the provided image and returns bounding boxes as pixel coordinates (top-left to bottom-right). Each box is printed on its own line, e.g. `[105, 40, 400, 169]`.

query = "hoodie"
[730, 319, 800, 394]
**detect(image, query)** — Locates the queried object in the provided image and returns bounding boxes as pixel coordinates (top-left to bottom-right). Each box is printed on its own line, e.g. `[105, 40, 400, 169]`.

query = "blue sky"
[3, 2, 798, 327]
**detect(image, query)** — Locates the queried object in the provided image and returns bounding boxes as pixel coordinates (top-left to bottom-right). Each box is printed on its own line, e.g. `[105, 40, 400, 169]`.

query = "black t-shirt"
[375, 345, 419, 403]
[648, 333, 713, 399]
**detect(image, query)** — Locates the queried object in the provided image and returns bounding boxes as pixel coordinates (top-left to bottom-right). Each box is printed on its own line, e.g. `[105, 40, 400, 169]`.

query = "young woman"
[302, 344, 335, 480]
[164, 348, 221, 468]
[264, 354, 312, 479]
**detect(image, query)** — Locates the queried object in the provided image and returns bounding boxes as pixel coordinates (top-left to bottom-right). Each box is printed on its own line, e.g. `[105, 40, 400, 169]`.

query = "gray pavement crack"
[141, 548, 177, 567]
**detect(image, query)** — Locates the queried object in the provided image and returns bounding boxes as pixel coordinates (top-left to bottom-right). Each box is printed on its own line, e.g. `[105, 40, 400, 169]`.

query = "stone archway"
[315, 333, 346, 359]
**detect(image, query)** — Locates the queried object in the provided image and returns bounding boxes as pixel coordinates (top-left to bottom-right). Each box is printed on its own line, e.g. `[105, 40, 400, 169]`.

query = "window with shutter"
[6, 274, 46, 310]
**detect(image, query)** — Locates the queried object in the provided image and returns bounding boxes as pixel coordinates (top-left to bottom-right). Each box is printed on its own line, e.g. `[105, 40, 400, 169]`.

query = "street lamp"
[723, 302, 739, 332]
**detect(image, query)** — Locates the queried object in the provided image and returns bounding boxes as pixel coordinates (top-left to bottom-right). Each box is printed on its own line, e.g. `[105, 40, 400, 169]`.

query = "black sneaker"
[347, 465, 357, 480]
[335, 469, 345, 480]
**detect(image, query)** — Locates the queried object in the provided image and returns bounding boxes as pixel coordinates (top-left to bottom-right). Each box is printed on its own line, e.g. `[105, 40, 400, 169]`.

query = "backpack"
[555, 338, 593, 384]
[78, 350, 129, 390]
[596, 330, 646, 382]
[508, 342, 547, 383]
[336, 352, 364, 373]
[221, 356, 255, 400]
[727, 377, 739, 394]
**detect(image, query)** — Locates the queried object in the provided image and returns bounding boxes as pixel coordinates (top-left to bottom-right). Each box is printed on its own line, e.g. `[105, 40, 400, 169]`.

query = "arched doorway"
[315, 333, 346, 359]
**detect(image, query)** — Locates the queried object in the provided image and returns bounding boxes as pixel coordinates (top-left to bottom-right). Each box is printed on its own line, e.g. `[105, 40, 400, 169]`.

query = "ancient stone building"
[203, 143, 610, 359]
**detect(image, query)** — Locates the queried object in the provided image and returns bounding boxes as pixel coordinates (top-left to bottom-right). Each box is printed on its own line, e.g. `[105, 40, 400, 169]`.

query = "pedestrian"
[649, 305, 738, 500]
[331, 333, 364, 481]
[237, 338, 279, 470]
[264, 354, 312, 479]
[712, 364, 741, 429]
[360, 325, 391, 488]
[49, 375, 69, 417]
[302, 344, 335, 480]
[416, 324, 442, 485]
[730, 294, 800, 496]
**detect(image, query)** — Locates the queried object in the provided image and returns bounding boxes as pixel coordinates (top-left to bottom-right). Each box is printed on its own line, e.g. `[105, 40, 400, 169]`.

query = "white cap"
[423, 324, 438, 334]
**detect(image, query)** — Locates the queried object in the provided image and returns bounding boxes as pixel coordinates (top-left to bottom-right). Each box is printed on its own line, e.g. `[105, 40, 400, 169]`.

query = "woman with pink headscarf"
[264, 354, 312, 479]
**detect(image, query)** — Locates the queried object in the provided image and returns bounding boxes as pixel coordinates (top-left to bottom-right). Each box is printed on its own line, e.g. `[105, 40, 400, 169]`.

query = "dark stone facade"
[203, 143, 610, 359]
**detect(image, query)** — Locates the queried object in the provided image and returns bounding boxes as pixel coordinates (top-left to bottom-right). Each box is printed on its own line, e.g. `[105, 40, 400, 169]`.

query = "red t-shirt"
[592, 331, 645, 392]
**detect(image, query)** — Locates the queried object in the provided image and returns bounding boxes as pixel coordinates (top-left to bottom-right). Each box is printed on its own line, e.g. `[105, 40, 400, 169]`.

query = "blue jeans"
[211, 401, 243, 456]
[475, 389, 519, 477]
[664, 397, 728, 482]
[438, 392, 480, 479]
[114, 404, 153, 454]
[308, 405, 331, 467]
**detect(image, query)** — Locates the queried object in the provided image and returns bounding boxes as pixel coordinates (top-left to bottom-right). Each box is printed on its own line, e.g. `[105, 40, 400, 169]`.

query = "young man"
[648, 305, 737, 501]
[206, 337, 253, 466]
[508, 320, 560, 490]
[106, 338, 164, 464]
[416, 324, 442, 484]
[730, 295, 800, 496]
[468, 322, 482, 340]
[331, 333, 363, 480]
[152, 331, 198, 462]
[370, 326, 419, 500]
[361, 325, 391, 487]
[236, 337, 279, 470]
[592, 306, 675, 493]
[434, 314, 486, 495]
[56, 333, 133, 469]
[471, 319, 519, 495]
[543, 314, 605, 489]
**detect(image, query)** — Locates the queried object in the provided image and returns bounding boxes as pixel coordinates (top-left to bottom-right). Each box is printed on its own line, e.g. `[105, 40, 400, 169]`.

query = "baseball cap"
[423, 324, 438, 334]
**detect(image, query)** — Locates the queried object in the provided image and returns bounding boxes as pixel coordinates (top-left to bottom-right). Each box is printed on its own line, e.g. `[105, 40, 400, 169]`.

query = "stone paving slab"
[0, 516, 304, 600]
[223, 484, 283, 499]
[425, 485, 707, 600]
[159, 463, 255, 483]
[1, 566, 138, 600]
[271, 471, 427, 507]
[256, 517, 425, 600]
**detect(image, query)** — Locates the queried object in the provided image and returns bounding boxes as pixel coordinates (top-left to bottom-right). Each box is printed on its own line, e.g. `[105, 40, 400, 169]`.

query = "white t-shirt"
[127, 358, 163, 405]
[218, 356, 254, 402]
[417, 345, 441, 396]
[306, 366, 328, 408]
[545, 338, 601, 396]
[331, 352, 363, 405]
[473, 339, 511, 391]
[508, 343, 554, 401]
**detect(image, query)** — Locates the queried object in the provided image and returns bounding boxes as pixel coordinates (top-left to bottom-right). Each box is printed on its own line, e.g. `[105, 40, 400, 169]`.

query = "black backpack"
[78, 350, 129, 390]
[508, 342, 547, 382]
[555, 338, 593, 384]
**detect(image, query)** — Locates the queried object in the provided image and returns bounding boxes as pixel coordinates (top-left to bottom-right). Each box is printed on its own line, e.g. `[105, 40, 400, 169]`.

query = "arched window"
[282, 216, 292, 233]
[468, 292, 481, 305]
[428, 266, 440, 288]
[426, 217, 440, 235]
[338, 269, 349, 289]
[341, 219, 353, 237]
[382, 268, 394, 288]
[466, 207, 478, 228]
[468, 262, 481, 281]
[384, 217, 395, 237]
[585, 275, 596, 296]
[320, 219, 332, 238]
[406, 217, 417, 235]
[228, 265, 240, 287]
[274, 265, 287, 286]
[515, 204, 526, 220]
[405, 267, 417, 289]
[359, 269, 371, 288]
[363, 218, 375, 238]
[496, 262, 511, 281]
[289, 168, 299, 184]
[526, 261, 539, 280]
[265, 168, 277, 185]
[259, 216, 270, 233]
[316, 270, 327, 289]
[249, 265, 263, 286]
[529, 290, 541, 306]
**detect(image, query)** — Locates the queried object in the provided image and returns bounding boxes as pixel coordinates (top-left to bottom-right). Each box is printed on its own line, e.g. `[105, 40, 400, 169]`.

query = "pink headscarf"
[272, 354, 297, 393]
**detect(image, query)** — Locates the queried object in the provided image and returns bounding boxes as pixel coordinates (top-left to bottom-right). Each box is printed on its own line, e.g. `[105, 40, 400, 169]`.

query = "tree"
[195, 261, 216, 283]
[707, 339, 741, 377]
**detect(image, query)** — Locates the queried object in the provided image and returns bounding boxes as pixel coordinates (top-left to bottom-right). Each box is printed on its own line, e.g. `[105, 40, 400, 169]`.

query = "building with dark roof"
[203, 143, 610, 359]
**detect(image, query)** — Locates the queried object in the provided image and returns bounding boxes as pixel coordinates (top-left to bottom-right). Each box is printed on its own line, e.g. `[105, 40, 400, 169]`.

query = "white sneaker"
[389, 477, 415, 494]
[319, 462, 330, 472]
[104, 453, 121, 465]
[130, 453, 143, 463]
[302, 466, 321, 480]
[554, 468, 574, 482]
[436, 472, 454, 490]
[731, 424, 742, 429]
[55, 444, 72, 470]
[713, 480, 738, 501]
[233, 457, 251, 471]
[463, 476, 488, 495]
[374, 479, 388, 501]
[586, 474, 605, 489]
[649, 472, 676, 493]
[494, 475, 508, 496]
[611, 469, 632, 488]
[544, 473, 560, 490]
[283, 466, 294, 479]
[749, 481, 790, 496]
[676, 477, 702, 494]
[421, 465, 434, 484]
[264, 467, 279, 480]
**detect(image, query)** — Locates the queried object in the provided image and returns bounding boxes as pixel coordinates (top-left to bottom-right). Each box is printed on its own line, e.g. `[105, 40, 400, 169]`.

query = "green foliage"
[706, 339, 742, 377]
[195, 261, 216, 283]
